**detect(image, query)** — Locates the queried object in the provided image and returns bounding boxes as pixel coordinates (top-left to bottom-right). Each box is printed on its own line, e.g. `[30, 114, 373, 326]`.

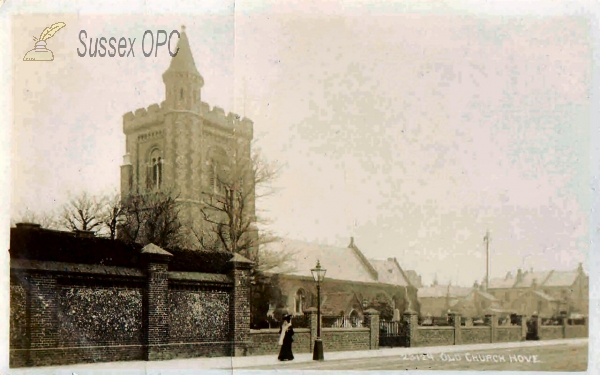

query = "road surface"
[242, 342, 588, 371]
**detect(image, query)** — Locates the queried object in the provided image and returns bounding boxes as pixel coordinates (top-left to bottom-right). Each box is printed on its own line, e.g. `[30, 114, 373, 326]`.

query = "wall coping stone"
[10, 259, 144, 277]
[168, 271, 231, 284]
[250, 328, 311, 334]
[417, 326, 455, 330]
[141, 243, 173, 256]
[322, 327, 370, 332]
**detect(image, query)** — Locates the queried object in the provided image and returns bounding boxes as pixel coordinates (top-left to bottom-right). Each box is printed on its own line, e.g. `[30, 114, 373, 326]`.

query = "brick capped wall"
[321, 328, 371, 352]
[58, 283, 143, 347]
[416, 327, 454, 347]
[461, 327, 491, 344]
[248, 328, 311, 355]
[9, 256, 242, 368]
[540, 326, 563, 340]
[168, 287, 230, 343]
[565, 325, 587, 338]
[495, 327, 522, 342]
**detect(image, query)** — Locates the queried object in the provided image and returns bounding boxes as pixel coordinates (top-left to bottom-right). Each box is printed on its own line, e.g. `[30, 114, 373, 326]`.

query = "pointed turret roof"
[163, 25, 201, 77]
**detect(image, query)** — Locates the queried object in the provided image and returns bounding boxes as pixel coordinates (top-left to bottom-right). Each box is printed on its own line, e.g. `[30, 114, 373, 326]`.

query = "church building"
[119, 27, 255, 248]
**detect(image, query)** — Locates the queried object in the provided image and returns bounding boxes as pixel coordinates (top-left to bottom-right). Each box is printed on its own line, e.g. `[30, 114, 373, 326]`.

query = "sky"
[3, 1, 599, 288]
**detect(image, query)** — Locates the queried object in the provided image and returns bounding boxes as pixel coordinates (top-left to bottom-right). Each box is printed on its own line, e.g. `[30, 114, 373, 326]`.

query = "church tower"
[120, 26, 255, 249]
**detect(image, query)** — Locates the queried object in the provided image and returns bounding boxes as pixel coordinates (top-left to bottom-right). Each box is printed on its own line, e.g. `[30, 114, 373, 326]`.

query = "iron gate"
[379, 321, 408, 347]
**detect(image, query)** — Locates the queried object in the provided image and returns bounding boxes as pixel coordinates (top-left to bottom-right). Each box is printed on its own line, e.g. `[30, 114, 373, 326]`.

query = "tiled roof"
[419, 285, 450, 298]
[405, 270, 423, 288]
[532, 290, 556, 302]
[449, 286, 473, 298]
[369, 258, 410, 287]
[489, 277, 516, 289]
[543, 270, 579, 287]
[264, 239, 379, 283]
[514, 271, 552, 288]
[476, 290, 497, 301]
[320, 292, 362, 316]
[418, 285, 472, 299]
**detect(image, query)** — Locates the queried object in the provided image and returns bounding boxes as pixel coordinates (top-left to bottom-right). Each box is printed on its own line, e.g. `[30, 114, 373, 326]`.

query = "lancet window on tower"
[148, 148, 163, 190]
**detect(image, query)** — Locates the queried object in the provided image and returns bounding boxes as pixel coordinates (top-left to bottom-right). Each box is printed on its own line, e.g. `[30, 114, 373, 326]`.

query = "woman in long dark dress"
[278, 315, 294, 361]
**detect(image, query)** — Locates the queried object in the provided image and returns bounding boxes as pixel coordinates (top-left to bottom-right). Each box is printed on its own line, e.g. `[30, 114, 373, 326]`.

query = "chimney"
[577, 262, 583, 274]
[505, 271, 512, 280]
[517, 269, 523, 282]
[74, 230, 95, 238]
[532, 278, 538, 289]
[349, 237, 355, 247]
[473, 281, 479, 288]
[16, 222, 41, 231]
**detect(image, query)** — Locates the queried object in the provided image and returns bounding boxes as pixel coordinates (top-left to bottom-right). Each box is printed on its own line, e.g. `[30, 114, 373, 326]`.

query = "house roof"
[320, 292, 363, 316]
[514, 271, 552, 288]
[532, 290, 556, 302]
[489, 276, 516, 289]
[543, 270, 579, 287]
[476, 290, 497, 301]
[369, 258, 410, 287]
[418, 285, 472, 299]
[264, 238, 379, 283]
[405, 270, 423, 288]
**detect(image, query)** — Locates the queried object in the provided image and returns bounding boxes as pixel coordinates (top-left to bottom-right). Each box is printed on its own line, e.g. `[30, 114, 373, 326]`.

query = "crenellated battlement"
[123, 100, 253, 138]
[201, 102, 254, 137]
[123, 102, 166, 133]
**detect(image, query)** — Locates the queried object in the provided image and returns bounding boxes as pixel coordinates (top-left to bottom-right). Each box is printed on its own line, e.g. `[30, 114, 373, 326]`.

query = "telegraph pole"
[484, 230, 490, 291]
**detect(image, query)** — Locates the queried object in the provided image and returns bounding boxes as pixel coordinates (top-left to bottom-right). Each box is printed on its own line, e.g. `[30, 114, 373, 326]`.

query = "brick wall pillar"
[28, 272, 59, 357]
[228, 253, 253, 357]
[141, 243, 173, 361]
[518, 314, 527, 341]
[402, 309, 418, 347]
[363, 308, 380, 350]
[304, 307, 318, 352]
[562, 315, 568, 338]
[532, 314, 541, 340]
[450, 313, 461, 345]
[485, 313, 497, 343]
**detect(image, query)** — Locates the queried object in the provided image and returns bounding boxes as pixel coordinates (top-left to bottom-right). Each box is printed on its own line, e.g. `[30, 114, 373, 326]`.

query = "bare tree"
[99, 192, 126, 240]
[119, 189, 184, 249]
[11, 208, 58, 229]
[59, 192, 104, 233]
[200, 143, 281, 265]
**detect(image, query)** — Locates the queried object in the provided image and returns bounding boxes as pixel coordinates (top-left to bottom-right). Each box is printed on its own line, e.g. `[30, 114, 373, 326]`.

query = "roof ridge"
[348, 238, 379, 281]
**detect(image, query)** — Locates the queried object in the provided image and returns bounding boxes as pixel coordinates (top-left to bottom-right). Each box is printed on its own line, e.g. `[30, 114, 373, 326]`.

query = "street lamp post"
[311, 260, 326, 361]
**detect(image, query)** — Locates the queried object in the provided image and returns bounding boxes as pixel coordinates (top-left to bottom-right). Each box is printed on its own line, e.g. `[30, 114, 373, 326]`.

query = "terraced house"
[487, 265, 588, 318]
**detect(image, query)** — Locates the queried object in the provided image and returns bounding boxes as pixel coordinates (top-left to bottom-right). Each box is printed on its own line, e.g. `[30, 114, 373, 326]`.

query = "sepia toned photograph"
[1, 1, 598, 374]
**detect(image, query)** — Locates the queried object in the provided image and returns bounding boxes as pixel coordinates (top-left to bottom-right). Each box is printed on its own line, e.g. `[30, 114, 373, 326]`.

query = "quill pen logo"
[23, 22, 66, 61]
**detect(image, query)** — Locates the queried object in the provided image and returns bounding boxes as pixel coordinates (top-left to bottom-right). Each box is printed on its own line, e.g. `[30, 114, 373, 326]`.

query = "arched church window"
[295, 289, 306, 315]
[148, 149, 163, 190]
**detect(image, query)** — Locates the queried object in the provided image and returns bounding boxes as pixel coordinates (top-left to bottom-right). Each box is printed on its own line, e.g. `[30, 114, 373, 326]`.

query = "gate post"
[403, 309, 418, 347]
[450, 312, 461, 345]
[304, 308, 318, 353]
[364, 308, 380, 350]
[485, 313, 497, 343]
[517, 314, 527, 341]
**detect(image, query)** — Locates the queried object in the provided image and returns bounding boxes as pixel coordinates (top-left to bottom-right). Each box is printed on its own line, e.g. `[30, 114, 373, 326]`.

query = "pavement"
[5, 338, 588, 374]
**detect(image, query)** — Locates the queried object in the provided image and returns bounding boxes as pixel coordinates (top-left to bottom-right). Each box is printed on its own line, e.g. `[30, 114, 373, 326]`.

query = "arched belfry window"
[148, 148, 163, 190]
[207, 147, 230, 194]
